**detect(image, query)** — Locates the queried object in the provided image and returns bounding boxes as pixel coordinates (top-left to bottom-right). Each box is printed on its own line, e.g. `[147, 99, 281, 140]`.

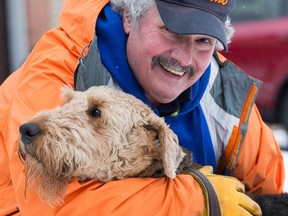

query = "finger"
[206, 175, 245, 193]
[219, 176, 245, 193]
[199, 166, 213, 175]
[238, 193, 262, 216]
[235, 206, 261, 216]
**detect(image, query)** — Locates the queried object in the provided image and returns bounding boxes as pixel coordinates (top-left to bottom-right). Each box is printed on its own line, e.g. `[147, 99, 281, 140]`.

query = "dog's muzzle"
[19, 122, 40, 145]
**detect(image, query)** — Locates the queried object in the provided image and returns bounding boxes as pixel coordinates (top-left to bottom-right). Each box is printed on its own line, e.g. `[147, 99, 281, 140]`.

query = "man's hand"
[199, 166, 262, 216]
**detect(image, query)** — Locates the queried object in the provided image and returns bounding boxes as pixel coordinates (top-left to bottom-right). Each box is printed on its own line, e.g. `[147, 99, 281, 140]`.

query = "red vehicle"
[222, 0, 288, 130]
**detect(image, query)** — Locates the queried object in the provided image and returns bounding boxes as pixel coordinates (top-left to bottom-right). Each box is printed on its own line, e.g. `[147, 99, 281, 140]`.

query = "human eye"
[194, 37, 216, 51]
[159, 25, 167, 32]
[160, 25, 179, 38]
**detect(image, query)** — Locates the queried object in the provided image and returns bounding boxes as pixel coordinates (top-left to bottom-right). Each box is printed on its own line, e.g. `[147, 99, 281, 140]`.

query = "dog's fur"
[18, 86, 287, 214]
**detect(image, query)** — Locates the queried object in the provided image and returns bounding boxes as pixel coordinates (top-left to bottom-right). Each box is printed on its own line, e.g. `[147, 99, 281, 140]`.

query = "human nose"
[170, 36, 194, 66]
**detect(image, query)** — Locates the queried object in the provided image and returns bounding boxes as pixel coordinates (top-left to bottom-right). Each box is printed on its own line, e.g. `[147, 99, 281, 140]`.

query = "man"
[0, 0, 284, 215]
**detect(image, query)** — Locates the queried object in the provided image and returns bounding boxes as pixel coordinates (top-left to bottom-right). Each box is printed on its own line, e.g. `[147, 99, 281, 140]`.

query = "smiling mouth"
[159, 62, 185, 76]
[152, 55, 195, 77]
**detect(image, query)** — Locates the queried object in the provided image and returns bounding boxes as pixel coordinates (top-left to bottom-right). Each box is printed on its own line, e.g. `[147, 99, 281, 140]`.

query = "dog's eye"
[89, 108, 101, 118]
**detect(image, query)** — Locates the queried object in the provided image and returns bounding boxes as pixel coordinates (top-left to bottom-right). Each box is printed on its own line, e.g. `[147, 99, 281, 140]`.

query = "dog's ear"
[60, 85, 75, 104]
[144, 113, 185, 179]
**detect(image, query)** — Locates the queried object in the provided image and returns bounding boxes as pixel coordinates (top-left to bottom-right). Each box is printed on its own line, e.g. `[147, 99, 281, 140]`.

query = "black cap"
[155, 0, 236, 51]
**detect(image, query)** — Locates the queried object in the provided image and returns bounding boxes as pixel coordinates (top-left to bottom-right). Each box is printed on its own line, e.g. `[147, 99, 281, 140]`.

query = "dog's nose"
[19, 123, 40, 145]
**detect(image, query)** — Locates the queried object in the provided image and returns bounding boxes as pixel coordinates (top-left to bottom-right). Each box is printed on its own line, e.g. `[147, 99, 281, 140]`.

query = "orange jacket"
[0, 0, 284, 215]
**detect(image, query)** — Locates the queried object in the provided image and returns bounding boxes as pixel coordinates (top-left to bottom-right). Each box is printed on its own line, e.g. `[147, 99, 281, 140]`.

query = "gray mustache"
[152, 56, 196, 76]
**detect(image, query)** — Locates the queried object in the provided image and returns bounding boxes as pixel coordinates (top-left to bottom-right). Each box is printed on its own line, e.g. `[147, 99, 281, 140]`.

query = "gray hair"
[110, 0, 234, 50]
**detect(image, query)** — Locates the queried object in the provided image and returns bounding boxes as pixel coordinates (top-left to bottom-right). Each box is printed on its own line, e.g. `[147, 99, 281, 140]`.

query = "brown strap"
[189, 170, 221, 216]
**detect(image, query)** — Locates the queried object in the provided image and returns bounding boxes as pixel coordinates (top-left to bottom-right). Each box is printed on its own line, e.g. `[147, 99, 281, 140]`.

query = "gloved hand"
[199, 166, 262, 216]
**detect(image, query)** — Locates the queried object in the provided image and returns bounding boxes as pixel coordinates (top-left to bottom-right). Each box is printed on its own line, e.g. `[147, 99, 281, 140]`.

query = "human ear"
[122, 9, 132, 34]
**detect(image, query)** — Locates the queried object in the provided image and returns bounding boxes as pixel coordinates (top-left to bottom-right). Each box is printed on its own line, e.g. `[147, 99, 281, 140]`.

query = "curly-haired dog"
[18, 86, 288, 215]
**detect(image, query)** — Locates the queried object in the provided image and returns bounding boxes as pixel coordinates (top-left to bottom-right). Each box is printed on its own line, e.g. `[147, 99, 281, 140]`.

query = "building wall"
[50, 0, 64, 28]
[0, 0, 64, 84]
[26, 0, 64, 51]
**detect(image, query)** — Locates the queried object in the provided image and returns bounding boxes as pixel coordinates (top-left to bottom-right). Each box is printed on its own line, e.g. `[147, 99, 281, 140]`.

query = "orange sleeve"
[13, 177, 204, 215]
[233, 105, 285, 194]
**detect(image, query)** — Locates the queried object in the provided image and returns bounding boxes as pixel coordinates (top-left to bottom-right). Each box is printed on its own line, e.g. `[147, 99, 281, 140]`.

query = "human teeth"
[160, 63, 185, 76]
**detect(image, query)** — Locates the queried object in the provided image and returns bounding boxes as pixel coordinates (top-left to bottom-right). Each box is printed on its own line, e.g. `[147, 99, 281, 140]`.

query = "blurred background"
[0, 0, 63, 84]
[0, 0, 287, 191]
[223, 0, 288, 133]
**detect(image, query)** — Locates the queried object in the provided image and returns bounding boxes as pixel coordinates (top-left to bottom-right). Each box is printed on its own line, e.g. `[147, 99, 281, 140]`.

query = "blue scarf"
[96, 4, 216, 170]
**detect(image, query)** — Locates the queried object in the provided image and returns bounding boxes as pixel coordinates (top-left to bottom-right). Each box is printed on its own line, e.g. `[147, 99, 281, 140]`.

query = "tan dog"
[18, 86, 193, 204]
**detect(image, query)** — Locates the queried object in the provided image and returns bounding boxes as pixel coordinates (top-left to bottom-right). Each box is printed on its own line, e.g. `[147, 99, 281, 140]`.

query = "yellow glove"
[198, 165, 214, 175]
[199, 166, 262, 216]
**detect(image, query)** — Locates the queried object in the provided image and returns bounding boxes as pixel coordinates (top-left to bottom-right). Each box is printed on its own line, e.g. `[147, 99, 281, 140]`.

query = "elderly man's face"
[123, 5, 216, 107]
